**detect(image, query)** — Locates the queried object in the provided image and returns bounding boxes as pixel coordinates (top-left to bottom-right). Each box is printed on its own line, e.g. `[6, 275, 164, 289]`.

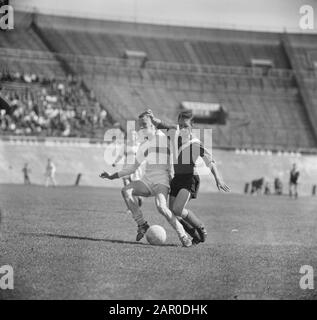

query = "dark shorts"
[170, 174, 200, 199]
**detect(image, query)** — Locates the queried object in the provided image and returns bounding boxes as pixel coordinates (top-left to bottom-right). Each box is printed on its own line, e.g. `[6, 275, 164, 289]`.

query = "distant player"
[45, 158, 57, 187]
[289, 163, 299, 198]
[146, 109, 230, 244]
[274, 177, 283, 195]
[22, 163, 31, 185]
[112, 130, 143, 210]
[250, 177, 264, 195]
[100, 113, 192, 247]
[108, 135, 121, 159]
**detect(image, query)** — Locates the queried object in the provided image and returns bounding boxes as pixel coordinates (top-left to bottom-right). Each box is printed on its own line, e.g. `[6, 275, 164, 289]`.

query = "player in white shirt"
[45, 158, 57, 187]
[100, 113, 192, 247]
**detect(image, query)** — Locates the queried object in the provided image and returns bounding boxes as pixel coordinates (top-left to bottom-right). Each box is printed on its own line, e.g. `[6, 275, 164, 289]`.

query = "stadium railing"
[1, 47, 295, 79]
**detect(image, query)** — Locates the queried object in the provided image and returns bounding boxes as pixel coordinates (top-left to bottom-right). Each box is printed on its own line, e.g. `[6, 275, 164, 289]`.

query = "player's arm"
[209, 162, 230, 192]
[100, 142, 146, 180]
[100, 161, 141, 180]
[145, 109, 178, 130]
[200, 144, 230, 192]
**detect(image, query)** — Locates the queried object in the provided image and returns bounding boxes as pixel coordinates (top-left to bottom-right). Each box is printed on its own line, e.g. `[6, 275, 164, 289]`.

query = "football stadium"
[1, 0, 317, 300]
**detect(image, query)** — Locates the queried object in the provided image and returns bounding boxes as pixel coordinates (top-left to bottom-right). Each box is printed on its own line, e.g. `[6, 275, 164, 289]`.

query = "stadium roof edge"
[13, 10, 316, 45]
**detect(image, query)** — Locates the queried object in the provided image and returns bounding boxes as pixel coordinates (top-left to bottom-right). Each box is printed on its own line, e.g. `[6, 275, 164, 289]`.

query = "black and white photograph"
[0, 0, 317, 306]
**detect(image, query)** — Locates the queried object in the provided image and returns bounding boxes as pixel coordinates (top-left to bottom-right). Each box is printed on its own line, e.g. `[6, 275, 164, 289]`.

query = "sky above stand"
[11, 0, 317, 33]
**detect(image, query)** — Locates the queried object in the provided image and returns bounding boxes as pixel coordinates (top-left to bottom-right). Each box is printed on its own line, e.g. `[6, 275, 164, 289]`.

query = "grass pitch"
[0, 184, 317, 299]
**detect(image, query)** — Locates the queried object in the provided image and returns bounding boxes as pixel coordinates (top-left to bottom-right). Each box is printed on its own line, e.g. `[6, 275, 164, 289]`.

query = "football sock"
[130, 198, 146, 226]
[157, 205, 187, 239]
[182, 209, 204, 229]
[121, 188, 145, 226]
[178, 217, 202, 242]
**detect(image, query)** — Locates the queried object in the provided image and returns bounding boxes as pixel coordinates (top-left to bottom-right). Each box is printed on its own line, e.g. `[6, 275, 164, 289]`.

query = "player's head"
[292, 163, 297, 170]
[178, 110, 193, 144]
[138, 112, 155, 138]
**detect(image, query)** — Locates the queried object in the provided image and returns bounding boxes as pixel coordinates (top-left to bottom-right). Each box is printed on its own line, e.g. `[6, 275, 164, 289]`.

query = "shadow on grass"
[20, 232, 178, 247]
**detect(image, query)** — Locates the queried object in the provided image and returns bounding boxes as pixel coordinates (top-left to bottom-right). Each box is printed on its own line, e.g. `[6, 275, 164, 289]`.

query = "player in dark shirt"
[289, 163, 299, 198]
[145, 109, 230, 244]
[22, 163, 31, 185]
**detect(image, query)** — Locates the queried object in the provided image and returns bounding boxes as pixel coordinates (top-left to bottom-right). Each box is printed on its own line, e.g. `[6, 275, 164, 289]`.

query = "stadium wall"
[1, 137, 316, 196]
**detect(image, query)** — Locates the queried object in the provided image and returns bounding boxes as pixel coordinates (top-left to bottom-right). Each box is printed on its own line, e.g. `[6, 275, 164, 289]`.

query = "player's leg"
[294, 183, 298, 199]
[122, 177, 131, 186]
[169, 194, 203, 244]
[131, 169, 143, 208]
[122, 177, 135, 214]
[289, 182, 293, 197]
[51, 175, 56, 187]
[154, 185, 191, 247]
[121, 180, 151, 240]
[171, 189, 207, 243]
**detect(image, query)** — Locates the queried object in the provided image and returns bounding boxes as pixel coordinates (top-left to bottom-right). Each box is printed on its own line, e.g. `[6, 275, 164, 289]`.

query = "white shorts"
[140, 175, 170, 196]
[130, 166, 143, 181]
[122, 163, 143, 182]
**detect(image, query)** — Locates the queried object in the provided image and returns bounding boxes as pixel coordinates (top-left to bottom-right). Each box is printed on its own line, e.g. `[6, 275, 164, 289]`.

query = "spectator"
[274, 177, 283, 195]
[0, 71, 111, 137]
[264, 182, 271, 195]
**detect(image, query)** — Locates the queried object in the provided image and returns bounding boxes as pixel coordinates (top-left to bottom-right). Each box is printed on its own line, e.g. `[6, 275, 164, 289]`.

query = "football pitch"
[0, 184, 317, 300]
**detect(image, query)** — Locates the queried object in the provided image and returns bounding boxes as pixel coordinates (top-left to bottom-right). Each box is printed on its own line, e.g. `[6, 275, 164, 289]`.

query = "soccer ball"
[145, 225, 167, 245]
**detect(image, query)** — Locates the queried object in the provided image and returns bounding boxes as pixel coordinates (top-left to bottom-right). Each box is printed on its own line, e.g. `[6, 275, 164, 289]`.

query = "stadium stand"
[0, 48, 65, 77]
[36, 28, 292, 68]
[0, 27, 47, 51]
[0, 11, 316, 151]
[85, 81, 314, 149]
[282, 33, 317, 145]
[0, 72, 111, 137]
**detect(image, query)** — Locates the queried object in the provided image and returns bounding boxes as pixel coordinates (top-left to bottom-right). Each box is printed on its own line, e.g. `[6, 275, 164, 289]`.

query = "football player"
[100, 113, 192, 247]
[146, 109, 230, 244]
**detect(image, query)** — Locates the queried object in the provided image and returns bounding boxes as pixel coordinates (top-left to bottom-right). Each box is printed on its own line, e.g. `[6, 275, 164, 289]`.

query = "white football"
[145, 225, 167, 245]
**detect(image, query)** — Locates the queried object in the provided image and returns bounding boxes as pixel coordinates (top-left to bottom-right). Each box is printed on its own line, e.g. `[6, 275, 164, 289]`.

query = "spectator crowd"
[0, 71, 110, 137]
